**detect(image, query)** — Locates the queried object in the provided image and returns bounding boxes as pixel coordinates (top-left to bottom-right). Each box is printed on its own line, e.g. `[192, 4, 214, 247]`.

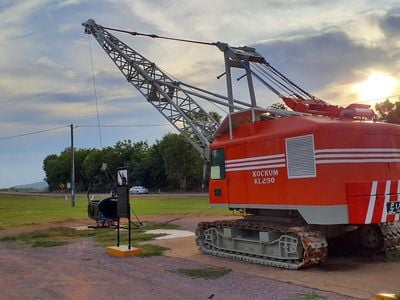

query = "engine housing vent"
[285, 134, 316, 179]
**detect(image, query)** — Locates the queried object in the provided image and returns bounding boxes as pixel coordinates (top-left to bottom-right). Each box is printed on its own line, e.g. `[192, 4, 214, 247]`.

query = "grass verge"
[298, 292, 327, 300]
[0, 222, 176, 256]
[0, 194, 229, 229]
[173, 267, 231, 280]
[385, 249, 400, 262]
[0, 227, 94, 247]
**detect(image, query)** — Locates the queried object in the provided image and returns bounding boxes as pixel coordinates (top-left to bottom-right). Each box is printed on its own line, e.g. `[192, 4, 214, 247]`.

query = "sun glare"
[353, 72, 397, 103]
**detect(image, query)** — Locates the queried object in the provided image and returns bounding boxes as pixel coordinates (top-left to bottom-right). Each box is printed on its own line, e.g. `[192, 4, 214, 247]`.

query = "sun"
[352, 72, 397, 103]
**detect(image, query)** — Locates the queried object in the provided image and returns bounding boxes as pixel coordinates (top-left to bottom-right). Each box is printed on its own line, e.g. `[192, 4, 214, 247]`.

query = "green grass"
[385, 249, 400, 262]
[0, 227, 96, 247]
[139, 244, 169, 257]
[93, 222, 178, 248]
[0, 195, 88, 229]
[173, 267, 231, 279]
[298, 292, 327, 300]
[0, 222, 174, 256]
[0, 194, 230, 229]
[131, 197, 227, 215]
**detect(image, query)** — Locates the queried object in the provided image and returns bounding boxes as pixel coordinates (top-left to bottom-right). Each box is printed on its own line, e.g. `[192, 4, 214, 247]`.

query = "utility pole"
[71, 124, 76, 207]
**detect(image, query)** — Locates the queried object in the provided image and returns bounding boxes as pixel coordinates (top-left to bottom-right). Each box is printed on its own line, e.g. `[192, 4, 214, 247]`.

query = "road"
[0, 191, 208, 198]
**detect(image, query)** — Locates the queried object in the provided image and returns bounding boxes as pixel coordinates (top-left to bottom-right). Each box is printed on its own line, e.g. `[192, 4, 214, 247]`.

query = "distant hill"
[12, 181, 49, 191]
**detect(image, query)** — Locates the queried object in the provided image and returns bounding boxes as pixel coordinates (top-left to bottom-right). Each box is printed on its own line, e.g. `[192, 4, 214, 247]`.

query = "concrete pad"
[148, 236, 199, 258]
[376, 294, 397, 300]
[149, 235, 400, 299]
[145, 229, 194, 240]
[106, 245, 143, 257]
[72, 226, 94, 231]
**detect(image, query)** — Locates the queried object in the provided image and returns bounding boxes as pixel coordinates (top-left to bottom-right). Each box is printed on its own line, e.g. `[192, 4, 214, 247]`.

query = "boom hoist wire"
[102, 23, 375, 120]
[88, 35, 103, 149]
[101, 26, 319, 101]
[102, 26, 218, 47]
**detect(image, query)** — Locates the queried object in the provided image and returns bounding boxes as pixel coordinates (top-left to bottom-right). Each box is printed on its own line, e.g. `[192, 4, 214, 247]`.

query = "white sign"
[117, 169, 128, 186]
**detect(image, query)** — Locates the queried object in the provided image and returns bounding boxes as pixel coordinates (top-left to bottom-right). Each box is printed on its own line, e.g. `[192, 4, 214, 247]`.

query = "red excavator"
[82, 19, 400, 269]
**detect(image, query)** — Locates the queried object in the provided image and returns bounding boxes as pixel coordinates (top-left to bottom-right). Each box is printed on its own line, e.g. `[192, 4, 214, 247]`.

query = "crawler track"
[380, 222, 400, 251]
[195, 219, 328, 270]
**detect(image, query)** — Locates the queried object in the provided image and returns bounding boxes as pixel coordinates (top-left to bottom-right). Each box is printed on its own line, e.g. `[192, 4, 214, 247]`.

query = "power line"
[0, 125, 69, 141]
[0, 123, 171, 141]
[76, 124, 169, 128]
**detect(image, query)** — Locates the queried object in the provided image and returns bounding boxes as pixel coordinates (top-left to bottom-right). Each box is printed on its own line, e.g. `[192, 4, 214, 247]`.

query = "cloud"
[255, 31, 385, 86]
[0, 0, 44, 25]
[117, 0, 393, 43]
[57, 0, 81, 9]
[65, 70, 78, 79]
[98, 0, 400, 108]
[251, 9, 400, 105]
[35, 56, 60, 69]
[380, 13, 400, 37]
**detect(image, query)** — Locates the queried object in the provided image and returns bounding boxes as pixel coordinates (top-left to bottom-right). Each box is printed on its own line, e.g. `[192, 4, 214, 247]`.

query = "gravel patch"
[0, 238, 355, 300]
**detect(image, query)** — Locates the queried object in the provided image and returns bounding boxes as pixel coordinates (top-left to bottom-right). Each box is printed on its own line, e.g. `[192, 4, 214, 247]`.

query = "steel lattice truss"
[83, 19, 218, 160]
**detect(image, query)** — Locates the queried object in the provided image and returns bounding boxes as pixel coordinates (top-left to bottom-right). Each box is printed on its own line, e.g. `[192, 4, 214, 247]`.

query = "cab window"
[210, 149, 225, 180]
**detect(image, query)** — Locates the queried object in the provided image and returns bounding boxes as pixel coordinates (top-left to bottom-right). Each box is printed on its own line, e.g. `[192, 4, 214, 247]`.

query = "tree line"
[375, 99, 400, 124]
[43, 133, 203, 192]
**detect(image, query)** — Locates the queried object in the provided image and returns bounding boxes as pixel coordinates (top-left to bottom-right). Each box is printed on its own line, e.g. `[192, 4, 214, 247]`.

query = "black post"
[117, 218, 120, 247]
[70, 124, 76, 207]
[128, 201, 131, 249]
[116, 168, 129, 249]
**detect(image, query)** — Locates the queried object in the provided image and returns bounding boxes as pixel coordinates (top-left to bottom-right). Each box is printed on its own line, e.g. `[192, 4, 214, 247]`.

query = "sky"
[0, 0, 400, 188]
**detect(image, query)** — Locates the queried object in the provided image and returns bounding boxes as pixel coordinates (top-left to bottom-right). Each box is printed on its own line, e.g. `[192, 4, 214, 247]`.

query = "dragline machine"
[83, 19, 400, 269]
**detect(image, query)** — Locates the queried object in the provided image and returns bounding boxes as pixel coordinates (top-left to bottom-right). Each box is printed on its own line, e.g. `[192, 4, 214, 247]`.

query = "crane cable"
[102, 26, 217, 47]
[156, 64, 228, 115]
[88, 35, 103, 149]
[101, 25, 245, 115]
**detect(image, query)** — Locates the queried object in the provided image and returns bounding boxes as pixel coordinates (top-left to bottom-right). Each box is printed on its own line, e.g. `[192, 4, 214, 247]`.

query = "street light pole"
[71, 124, 76, 207]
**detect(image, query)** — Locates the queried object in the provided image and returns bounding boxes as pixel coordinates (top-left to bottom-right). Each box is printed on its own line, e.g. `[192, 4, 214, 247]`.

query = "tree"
[209, 111, 223, 123]
[82, 149, 109, 192]
[127, 141, 150, 186]
[43, 133, 204, 192]
[140, 141, 167, 190]
[158, 133, 203, 191]
[43, 154, 62, 191]
[269, 103, 287, 110]
[83, 146, 126, 192]
[73, 148, 92, 191]
[43, 149, 75, 191]
[375, 99, 400, 124]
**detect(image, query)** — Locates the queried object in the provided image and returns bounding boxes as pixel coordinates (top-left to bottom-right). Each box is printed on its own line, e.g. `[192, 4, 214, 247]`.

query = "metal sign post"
[105, 167, 142, 257]
[116, 168, 131, 249]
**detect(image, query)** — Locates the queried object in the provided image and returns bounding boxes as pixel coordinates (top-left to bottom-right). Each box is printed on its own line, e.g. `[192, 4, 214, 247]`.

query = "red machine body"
[209, 108, 400, 225]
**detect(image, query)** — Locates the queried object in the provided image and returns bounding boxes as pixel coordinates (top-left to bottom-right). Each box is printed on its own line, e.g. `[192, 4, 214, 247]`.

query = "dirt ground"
[0, 215, 397, 299]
